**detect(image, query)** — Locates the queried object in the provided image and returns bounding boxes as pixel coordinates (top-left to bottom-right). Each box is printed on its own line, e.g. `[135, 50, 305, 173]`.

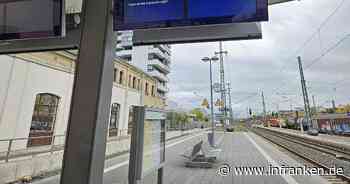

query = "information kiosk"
[129, 106, 166, 184]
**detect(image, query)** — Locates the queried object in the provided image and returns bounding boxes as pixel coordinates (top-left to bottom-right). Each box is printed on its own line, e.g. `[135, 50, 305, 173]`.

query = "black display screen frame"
[0, 0, 64, 41]
[114, 0, 268, 31]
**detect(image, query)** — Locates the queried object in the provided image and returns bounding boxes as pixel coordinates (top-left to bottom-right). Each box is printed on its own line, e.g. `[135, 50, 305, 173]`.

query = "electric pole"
[332, 87, 336, 113]
[261, 91, 267, 127]
[312, 95, 317, 115]
[298, 56, 312, 131]
[227, 82, 234, 125]
[215, 42, 228, 125]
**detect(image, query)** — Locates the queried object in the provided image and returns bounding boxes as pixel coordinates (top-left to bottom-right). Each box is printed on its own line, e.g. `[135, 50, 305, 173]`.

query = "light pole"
[202, 56, 219, 146]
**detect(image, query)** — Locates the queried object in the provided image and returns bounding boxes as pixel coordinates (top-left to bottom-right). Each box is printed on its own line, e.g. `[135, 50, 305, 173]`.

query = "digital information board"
[142, 110, 166, 177]
[0, 0, 65, 41]
[129, 107, 166, 184]
[114, 0, 268, 30]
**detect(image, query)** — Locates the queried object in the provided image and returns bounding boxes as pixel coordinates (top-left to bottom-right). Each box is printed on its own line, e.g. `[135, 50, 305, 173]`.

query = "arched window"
[145, 82, 149, 96]
[151, 85, 155, 96]
[137, 79, 141, 90]
[109, 103, 120, 137]
[132, 76, 136, 89]
[113, 68, 118, 82]
[119, 70, 124, 84]
[28, 93, 60, 147]
[128, 75, 132, 87]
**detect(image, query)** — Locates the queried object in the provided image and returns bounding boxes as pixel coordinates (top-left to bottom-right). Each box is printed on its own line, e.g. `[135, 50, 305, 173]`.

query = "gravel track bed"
[252, 128, 350, 179]
[261, 128, 350, 156]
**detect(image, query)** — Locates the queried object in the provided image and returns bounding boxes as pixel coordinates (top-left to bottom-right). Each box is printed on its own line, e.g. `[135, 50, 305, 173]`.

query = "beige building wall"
[0, 51, 164, 152]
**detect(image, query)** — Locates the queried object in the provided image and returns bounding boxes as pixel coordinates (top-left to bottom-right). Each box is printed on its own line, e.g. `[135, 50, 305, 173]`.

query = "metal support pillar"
[312, 95, 317, 115]
[227, 82, 233, 124]
[261, 91, 267, 127]
[215, 42, 228, 124]
[298, 56, 312, 131]
[129, 106, 145, 184]
[60, 0, 116, 183]
[209, 59, 215, 145]
[158, 167, 164, 184]
[332, 88, 337, 112]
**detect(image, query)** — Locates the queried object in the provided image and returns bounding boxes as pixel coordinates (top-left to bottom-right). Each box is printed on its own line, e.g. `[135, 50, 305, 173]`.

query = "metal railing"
[0, 128, 204, 162]
[0, 129, 132, 163]
[0, 134, 66, 162]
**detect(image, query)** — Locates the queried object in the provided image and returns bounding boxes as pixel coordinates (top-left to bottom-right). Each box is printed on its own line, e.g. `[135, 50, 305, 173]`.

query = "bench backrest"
[201, 143, 210, 155]
[190, 141, 203, 159]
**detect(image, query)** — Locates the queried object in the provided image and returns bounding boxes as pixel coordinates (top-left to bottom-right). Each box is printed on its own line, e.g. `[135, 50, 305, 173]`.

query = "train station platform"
[155, 132, 329, 184]
[262, 126, 350, 148]
[0, 128, 209, 184]
[35, 131, 330, 184]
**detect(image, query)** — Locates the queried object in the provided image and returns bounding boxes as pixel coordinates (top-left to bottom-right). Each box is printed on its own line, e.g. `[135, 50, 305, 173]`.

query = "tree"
[190, 108, 206, 121]
[167, 111, 186, 129]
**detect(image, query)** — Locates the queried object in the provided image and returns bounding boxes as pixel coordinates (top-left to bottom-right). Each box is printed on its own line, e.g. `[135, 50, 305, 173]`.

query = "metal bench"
[181, 141, 218, 168]
[201, 143, 222, 160]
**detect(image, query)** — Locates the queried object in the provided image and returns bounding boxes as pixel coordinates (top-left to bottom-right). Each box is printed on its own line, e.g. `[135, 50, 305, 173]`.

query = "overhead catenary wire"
[268, 0, 348, 97]
[304, 34, 350, 70]
[223, 0, 349, 113]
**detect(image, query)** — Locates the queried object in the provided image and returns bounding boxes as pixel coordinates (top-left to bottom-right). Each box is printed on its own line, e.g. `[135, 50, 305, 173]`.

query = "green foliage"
[285, 119, 297, 130]
[166, 111, 190, 128]
[190, 108, 206, 121]
[167, 108, 209, 129]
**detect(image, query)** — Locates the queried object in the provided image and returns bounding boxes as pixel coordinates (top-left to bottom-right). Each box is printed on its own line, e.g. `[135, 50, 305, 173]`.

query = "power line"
[268, 0, 348, 96]
[307, 78, 350, 90]
[304, 34, 350, 69]
[233, 93, 259, 105]
[296, 0, 346, 54]
[270, 32, 350, 99]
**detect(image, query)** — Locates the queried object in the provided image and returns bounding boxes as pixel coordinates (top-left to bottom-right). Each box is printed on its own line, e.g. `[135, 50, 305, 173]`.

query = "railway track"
[260, 128, 350, 161]
[252, 127, 350, 184]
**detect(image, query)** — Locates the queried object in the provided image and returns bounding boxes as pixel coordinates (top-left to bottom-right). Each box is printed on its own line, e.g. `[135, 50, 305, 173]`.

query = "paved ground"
[33, 131, 330, 184]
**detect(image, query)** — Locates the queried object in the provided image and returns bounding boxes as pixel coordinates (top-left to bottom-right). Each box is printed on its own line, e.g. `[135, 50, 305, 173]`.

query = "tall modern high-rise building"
[116, 31, 171, 99]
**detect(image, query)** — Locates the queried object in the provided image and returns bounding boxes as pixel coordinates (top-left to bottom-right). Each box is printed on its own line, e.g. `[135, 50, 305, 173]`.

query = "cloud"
[168, 0, 350, 117]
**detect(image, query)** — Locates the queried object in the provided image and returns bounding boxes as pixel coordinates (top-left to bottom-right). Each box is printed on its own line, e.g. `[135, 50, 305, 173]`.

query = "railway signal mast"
[215, 42, 228, 125]
[227, 82, 234, 124]
[298, 56, 312, 132]
[261, 91, 268, 127]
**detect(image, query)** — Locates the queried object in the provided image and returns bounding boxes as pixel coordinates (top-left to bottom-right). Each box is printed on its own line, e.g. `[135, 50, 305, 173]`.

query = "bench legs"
[185, 155, 216, 168]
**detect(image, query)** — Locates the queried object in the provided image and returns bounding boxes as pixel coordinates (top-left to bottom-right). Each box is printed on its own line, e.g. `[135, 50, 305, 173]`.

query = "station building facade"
[0, 51, 165, 152]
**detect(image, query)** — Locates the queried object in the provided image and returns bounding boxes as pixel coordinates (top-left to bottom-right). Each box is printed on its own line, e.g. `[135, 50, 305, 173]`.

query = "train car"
[315, 118, 333, 134]
[341, 123, 350, 135]
[267, 118, 280, 127]
[313, 114, 350, 135]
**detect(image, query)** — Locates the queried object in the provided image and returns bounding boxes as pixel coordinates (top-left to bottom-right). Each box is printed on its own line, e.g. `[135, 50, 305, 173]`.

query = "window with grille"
[29, 93, 60, 147]
[109, 103, 120, 137]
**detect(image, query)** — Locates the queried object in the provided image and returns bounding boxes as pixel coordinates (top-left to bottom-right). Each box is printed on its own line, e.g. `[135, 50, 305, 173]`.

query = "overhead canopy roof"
[269, 0, 297, 5]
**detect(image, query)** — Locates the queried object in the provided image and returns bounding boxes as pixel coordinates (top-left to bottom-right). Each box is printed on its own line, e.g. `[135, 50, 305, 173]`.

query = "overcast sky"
[167, 0, 350, 118]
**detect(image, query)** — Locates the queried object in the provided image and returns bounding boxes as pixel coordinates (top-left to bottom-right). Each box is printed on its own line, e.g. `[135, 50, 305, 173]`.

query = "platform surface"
[33, 132, 330, 184]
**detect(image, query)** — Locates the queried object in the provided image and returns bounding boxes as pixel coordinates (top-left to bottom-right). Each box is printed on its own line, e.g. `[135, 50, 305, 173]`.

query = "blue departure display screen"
[114, 0, 268, 30]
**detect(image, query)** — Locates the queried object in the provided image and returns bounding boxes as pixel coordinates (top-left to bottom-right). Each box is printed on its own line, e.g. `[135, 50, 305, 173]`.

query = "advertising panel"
[129, 107, 166, 183]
